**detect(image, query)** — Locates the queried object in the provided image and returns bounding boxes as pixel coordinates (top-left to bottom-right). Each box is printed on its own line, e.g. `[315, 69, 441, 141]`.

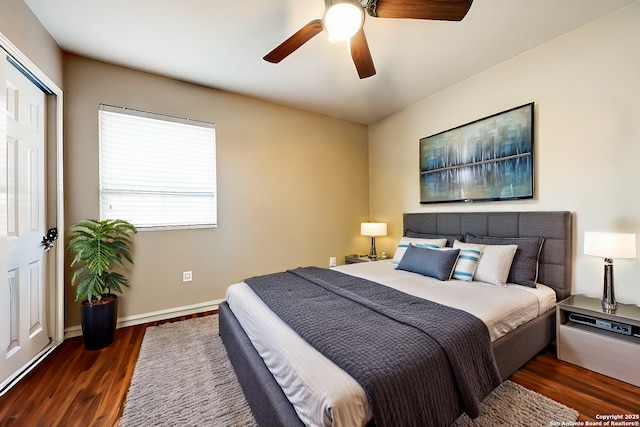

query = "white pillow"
[473, 244, 517, 286]
[392, 237, 447, 264]
[452, 240, 485, 281]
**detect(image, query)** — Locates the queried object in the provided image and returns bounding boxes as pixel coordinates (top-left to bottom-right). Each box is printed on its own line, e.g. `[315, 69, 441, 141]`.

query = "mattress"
[224, 261, 556, 427]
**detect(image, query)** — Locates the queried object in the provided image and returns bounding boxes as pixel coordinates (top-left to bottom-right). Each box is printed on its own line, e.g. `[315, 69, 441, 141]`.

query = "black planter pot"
[81, 294, 118, 350]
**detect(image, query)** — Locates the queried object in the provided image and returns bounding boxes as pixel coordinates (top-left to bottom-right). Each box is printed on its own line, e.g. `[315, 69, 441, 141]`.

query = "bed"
[219, 211, 572, 427]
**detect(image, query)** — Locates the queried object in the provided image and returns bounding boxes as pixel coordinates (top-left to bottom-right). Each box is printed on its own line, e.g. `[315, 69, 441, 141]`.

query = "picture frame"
[419, 102, 534, 204]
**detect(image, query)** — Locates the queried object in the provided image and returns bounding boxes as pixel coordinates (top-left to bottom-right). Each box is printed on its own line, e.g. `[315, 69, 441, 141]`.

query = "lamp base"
[601, 300, 617, 313]
[601, 259, 617, 313]
[368, 236, 377, 259]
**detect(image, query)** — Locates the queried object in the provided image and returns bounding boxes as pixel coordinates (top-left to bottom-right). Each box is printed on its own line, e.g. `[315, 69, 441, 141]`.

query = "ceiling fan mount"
[263, 0, 473, 79]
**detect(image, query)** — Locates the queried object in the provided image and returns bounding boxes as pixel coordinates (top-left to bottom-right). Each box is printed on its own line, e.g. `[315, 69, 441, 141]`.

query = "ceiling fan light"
[324, 2, 364, 42]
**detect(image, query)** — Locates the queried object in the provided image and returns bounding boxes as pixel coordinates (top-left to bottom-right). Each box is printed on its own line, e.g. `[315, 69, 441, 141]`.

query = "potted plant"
[68, 219, 137, 350]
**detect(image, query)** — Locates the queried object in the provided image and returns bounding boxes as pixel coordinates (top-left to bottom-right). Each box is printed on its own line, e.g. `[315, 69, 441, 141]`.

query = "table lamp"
[361, 222, 387, 259]
[584, 231, 636, 312]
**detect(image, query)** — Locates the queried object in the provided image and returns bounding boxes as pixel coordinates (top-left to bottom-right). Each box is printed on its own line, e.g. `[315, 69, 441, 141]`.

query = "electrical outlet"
[183, 271, 193, 282]
[329, 257, 336, 267]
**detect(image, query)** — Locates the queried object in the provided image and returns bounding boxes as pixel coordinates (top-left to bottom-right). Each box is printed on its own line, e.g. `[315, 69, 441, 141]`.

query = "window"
[99, 104, 216, 230]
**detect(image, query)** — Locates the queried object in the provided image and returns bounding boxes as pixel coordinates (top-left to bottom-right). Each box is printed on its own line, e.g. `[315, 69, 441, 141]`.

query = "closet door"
[0, 55, 51, 391]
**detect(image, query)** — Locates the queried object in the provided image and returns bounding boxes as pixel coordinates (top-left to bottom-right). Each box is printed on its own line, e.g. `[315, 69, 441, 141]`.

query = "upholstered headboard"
[403, 211, 573, 300]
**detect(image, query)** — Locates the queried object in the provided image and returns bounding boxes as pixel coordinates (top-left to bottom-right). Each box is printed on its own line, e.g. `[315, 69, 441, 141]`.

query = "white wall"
[368, 2, 640, 305]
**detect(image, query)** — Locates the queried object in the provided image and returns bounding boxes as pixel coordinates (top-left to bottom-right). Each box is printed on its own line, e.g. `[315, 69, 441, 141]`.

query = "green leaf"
[68, 219, 136, 303]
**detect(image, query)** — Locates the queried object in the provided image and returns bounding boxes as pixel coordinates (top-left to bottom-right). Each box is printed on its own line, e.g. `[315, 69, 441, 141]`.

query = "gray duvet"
[245, 267, 502, 427]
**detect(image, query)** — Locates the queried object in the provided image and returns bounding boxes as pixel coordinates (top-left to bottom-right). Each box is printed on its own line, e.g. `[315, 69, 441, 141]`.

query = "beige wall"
[63, 55, 369, 327]
[368, 2, 640, 305]
[0, 0, 63, 87]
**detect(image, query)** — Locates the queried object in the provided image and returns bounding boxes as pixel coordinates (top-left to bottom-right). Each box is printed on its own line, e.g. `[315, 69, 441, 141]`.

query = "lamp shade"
[361, 222, 387, 237]
[584, 232, 637, 259]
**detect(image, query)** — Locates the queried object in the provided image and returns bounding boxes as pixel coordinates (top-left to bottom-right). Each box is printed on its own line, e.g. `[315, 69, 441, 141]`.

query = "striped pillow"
[392, 237, 447, 264]
[452, 241, 485, 281]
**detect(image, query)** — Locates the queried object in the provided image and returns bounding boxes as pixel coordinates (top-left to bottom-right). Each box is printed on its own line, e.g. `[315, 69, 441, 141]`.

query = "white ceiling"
[24, 0, 635, 124]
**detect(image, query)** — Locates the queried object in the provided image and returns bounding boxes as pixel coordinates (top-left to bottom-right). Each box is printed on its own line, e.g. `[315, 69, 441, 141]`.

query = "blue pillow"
[395, 244, 460, 281]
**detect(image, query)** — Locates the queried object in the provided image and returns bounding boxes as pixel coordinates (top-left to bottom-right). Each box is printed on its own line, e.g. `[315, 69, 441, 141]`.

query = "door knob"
[41, 227, 58, 251]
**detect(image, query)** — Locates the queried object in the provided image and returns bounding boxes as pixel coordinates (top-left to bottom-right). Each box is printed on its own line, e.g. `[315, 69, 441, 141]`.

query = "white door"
[0, 54, 51, 389]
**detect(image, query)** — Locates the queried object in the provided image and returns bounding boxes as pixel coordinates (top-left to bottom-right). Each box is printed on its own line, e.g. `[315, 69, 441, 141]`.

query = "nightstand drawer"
[558, 323, 640, 386]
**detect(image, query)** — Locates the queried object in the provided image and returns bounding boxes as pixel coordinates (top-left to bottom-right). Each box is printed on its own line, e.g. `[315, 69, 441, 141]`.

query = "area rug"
[120, 315, 578, 427]
[119, 316, 255, 427]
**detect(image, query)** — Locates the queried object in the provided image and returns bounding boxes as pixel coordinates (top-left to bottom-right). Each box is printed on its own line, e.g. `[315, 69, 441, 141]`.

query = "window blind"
[99, 104, 217, 229]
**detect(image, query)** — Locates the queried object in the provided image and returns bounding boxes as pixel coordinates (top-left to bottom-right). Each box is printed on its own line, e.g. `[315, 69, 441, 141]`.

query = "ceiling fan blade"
[370, 0, 473, 21]
[264, 19, 324, 63]
[349, 28, 376, 79]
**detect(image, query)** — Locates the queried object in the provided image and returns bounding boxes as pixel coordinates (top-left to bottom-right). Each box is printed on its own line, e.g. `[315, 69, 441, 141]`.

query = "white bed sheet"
[333, 261, 556, 341]
[224, 261, 557, 427]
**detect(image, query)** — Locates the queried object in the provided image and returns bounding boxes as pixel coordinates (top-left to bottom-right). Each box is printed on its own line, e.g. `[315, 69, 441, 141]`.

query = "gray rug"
[120, 315, 578, 427]
[120, 316, 255, 426]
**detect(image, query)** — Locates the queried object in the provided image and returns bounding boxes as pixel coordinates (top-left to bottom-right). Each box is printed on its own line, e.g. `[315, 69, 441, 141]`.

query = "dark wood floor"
[511, 349, 640, 422]
[1, 311, 639, 426]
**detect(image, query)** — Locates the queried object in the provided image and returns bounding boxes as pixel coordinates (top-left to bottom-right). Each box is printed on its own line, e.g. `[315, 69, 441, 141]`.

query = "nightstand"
[345, 255, 387, 264]
[556, 295, 640, 387]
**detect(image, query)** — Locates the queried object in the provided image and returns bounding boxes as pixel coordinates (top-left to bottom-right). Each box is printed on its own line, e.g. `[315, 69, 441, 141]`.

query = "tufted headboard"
[403, 211, 573, 300]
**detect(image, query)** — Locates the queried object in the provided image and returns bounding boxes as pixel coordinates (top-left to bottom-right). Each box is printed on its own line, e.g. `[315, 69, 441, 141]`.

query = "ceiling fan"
[263, 0, 474, 79]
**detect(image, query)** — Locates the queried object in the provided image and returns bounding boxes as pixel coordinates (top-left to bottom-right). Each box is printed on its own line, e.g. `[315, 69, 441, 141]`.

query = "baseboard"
[64, 298, 224, 339]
